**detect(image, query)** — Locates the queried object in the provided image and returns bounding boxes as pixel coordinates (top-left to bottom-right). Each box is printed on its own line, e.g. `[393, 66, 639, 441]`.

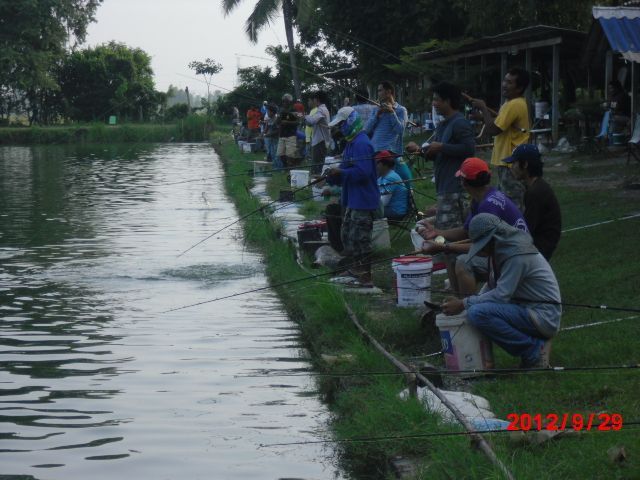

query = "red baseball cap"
[375, 150, 395, 162]
[455, 157, 490, 180]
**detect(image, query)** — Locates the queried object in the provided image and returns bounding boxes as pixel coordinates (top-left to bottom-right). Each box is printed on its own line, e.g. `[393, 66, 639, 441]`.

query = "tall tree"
[188, 58, 222, 114]
[221, 0, 302, 99]
[58, 42, 158, 122]
[0, 0, 103, 124]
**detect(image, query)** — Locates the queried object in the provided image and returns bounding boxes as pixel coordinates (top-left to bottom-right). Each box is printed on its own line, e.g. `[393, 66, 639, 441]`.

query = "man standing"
[408, 82, 475, 231]
[326, 107, 380, 287]
[407, 82, 475, 290]
[276, 94, 300, 167]
[470, 68, 531, 210]
[305, 91, 331, 174]
[441, 213, 561, 368]
[504, 144, 561, 260]
[364, 81, 411, 182]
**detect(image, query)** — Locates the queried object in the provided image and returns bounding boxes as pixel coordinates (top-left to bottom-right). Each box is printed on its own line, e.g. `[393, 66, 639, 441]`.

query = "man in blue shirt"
[375, 150, 409, 221]
[326, 107, 380, 287]
[364, 81, 412, 182]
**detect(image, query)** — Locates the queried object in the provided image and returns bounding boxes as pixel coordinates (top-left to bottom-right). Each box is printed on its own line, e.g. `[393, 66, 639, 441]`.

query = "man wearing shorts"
[276, 94, 300, 167]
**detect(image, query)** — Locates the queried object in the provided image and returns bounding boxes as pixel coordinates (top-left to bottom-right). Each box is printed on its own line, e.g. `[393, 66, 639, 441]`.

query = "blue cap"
[503, 144, 541, 164]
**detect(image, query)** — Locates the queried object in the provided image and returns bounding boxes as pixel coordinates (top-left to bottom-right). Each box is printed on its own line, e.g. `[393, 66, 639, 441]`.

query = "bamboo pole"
[344, 303, 515, 480]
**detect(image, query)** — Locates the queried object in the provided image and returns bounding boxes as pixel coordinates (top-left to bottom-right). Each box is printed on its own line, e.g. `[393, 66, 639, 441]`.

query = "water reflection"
[0, 144, 342, 479]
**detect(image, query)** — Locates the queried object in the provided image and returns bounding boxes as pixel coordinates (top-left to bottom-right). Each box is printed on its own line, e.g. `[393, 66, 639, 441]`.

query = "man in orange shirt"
[469, 68, 530, 210]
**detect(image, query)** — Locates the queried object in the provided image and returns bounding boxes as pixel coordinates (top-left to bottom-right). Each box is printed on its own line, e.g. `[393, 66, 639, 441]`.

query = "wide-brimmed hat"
[466, 213, 502, 262]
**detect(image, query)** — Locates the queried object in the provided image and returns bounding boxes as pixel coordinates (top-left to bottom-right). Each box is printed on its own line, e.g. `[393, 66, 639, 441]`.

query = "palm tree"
[221, 0, 302, 99]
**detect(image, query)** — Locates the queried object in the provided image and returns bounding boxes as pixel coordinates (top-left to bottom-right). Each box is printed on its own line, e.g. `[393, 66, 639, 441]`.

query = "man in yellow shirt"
[470, 68, 530, 210]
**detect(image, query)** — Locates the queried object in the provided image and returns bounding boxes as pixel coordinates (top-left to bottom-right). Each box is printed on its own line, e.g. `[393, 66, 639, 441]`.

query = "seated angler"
[375, 150, 409, 222]
[503, 144, 561, 260]
[441, 213, 561, 368]
[418, 157, 528, 297]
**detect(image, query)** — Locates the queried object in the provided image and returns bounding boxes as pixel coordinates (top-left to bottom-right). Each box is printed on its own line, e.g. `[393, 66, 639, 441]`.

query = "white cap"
[328, 106, 355, 127]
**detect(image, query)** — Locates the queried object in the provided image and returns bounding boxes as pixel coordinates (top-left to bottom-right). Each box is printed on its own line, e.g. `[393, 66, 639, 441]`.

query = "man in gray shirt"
[407, 82, 475, 229]
[441, 213, 561, 368]
[305, 90, 331, 174]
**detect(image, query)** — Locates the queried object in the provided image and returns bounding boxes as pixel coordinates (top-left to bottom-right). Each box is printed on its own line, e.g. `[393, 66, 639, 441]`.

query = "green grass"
[214, 126, 640, 479]
[0, 115, 217, 145]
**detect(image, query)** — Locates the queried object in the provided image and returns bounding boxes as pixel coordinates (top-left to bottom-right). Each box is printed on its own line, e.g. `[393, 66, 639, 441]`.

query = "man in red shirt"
[246, 106, 262, 140]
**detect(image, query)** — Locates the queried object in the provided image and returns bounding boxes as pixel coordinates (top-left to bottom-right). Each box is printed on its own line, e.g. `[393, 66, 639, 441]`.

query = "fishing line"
[160, 249, 422, 313]
[237, 363, 640, 379]
[176, 175, 331, 257]
[259, 421, 640, 447]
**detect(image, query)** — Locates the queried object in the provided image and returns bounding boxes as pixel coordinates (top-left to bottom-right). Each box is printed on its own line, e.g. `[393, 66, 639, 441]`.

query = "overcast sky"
[85, 0, 292, 96]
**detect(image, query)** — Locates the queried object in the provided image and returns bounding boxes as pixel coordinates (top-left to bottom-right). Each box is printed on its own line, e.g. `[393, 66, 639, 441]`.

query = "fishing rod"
[237, 363, 640, 379]
[176, 174, 329, 257]
[162, 249, 423, 313]
[259, 420, 640, 448]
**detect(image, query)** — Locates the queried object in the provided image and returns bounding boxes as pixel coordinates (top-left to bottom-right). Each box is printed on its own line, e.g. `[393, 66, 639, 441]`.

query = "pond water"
[0, 143, 343, 479]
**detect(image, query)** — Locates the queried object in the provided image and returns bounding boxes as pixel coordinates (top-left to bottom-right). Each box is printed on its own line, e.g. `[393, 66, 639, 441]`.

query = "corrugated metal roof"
[593, 6, 640, 63]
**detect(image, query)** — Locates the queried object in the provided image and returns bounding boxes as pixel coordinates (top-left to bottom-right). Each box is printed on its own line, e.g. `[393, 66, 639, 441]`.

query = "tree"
[221, 0, 302, 99]
[58, 42, 158, 122]
[0, 0, 103, 124]
[188, 58, 222, 116]
[188, 58, 222, 109]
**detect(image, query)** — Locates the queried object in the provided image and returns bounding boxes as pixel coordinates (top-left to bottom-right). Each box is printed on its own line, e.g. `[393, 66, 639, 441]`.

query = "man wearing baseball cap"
[417, 157, 528, 296]
[441, 213, 561, 368]
[375, 150, 409, 221]
[504, 144, 561, 260]
[326, 107, 380, 287]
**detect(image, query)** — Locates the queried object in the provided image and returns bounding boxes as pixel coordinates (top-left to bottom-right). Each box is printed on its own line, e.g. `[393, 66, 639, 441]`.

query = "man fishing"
[418, 157, 527, 296]
[467, 68, 531, 210]
[441, 213, 560, 368]
[326, 107, 380, 287]
[364, 81, 412, 183]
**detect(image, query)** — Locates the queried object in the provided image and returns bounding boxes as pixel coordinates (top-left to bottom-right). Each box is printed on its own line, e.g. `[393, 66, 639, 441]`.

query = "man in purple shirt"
[418, 157, 528, 296]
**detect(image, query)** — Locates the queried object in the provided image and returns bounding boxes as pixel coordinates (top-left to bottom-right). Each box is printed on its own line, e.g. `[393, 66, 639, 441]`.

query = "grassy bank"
[213, 129, 640, 479]
[0, 115, 215, 145]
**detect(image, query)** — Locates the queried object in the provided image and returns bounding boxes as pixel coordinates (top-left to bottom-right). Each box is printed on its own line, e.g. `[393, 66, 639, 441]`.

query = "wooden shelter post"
[552, 44, 560, 142]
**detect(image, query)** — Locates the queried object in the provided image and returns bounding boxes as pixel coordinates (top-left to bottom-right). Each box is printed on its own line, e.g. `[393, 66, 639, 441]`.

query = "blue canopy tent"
[592, 6, 640, 128]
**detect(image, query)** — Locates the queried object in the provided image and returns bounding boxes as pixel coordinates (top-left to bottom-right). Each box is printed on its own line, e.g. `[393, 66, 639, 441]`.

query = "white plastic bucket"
[392, 256, 432, 306]
[242, 142, 252, 153]
[372, 218, 391, 250]
[290, 169, 310, 188]
[436, 312, 494, 375]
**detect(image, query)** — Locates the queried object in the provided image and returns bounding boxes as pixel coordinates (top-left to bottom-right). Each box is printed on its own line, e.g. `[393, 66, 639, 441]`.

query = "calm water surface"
[0, 143, 343, 479]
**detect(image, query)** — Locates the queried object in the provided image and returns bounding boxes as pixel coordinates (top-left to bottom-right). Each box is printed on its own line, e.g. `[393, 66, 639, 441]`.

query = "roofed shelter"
[416, 25, 587, 143]
[583, 5, 640, 130]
